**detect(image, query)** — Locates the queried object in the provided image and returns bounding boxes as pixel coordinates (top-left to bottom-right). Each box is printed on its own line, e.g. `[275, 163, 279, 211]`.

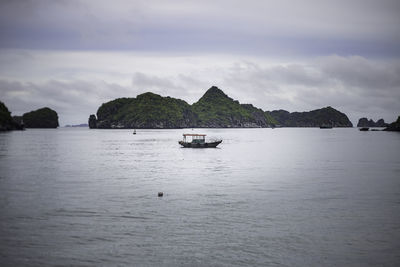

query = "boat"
[179, 134, 222, 148]
[133, 129, 136, 134]
[359, 127, 369, 131]
[320, 122, 333, 129]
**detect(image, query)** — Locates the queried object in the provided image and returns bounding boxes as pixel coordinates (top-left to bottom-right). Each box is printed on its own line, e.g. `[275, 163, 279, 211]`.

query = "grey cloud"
[1, 55, 399, 126]
[131, 72, 209, 103]
[0, 0, 399, 57]
[316, 56, 400, 91]
[134, 54, 400, 124]
[0, 79, 135, 125]
[220, 56, 400, 123]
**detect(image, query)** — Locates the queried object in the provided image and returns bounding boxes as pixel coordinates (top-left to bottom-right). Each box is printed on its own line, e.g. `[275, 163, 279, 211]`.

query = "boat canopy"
[182, 133, 206, 143]
[179, 133, 222, 147]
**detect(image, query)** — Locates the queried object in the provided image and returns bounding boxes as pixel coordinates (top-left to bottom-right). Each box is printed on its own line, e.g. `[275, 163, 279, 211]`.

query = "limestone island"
[384, 116, 400, 131]
[357, 118, 388, 127]
[22, 107, 59, 128]
[88, 86, 353, 129]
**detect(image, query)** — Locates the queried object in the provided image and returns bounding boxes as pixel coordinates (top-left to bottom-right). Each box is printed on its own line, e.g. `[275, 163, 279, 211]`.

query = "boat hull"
[179, 140, 222, 148]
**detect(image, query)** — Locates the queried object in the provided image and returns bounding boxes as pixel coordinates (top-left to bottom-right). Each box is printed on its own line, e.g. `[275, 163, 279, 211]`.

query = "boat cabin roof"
[183, 134, 206, 137]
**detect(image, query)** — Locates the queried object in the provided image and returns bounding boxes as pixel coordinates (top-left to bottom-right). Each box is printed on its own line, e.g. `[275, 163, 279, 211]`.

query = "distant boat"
[133, 129, 136, 134]
[359, 127, 369, 131]
[320, 121, 333, 129]
[179, 134, 222, 148]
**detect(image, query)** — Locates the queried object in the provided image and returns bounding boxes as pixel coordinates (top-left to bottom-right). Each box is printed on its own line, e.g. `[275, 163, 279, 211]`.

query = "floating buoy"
[158, 192, 163, 197]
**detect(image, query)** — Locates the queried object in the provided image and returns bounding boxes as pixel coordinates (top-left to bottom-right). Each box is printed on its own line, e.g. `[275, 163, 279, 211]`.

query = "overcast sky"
[0, 0, 399, 125]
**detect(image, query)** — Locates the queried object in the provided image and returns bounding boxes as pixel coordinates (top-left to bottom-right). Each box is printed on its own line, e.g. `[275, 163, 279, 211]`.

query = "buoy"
[158, 192, 163, 197]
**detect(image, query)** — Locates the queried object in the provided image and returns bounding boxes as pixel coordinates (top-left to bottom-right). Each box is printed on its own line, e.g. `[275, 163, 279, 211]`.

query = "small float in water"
[179, 134, 222, 148]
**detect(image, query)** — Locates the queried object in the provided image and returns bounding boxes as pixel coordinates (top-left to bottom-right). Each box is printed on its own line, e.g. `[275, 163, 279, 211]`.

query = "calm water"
[0, 128, 399, 266]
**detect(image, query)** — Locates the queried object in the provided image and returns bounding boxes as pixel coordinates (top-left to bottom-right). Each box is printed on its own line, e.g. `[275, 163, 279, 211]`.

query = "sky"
[0, 0, 399, 126]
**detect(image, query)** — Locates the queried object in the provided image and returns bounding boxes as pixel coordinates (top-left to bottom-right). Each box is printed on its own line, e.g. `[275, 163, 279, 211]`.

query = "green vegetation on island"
[0, 101, 24, 131]
[89, 86, 353, 129]
[192, 86, 276, 127]
[267, 106, 353, 127]
[94, 92, 197, 129]
[23, 107, 59, 128]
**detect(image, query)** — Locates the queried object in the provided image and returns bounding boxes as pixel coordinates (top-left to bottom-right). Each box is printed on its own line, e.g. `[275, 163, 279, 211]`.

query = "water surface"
[0, 128, 399, 266]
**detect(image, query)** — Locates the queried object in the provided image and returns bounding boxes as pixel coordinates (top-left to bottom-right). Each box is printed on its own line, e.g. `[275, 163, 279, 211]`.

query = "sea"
[0, 128, 399, 266]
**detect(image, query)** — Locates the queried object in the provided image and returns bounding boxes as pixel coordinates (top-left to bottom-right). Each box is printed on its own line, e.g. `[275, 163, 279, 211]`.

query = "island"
[384, 116, 400, 131]
[65, 123, 88, 127]
[88, 86, 353, 129]
[191, 87, 277, 127]
[22, 107, 59, 128]
[0, 101, 24, 131]
[266, 107, 353, 127]
[357, 118, 388, 127]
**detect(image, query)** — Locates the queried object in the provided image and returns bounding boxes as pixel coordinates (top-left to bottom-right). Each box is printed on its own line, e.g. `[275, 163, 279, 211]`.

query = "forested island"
[0, 101, 59, 131]
[89, 86, 353, 129]
[21, 107, 59, 128]
[4, 88, 399, 131]
[266, 107, 352, 127]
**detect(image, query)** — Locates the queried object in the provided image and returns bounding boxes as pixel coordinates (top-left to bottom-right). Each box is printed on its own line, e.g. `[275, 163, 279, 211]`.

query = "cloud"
[0, 51, 399, 125]
[0, 79, 134, 125]
[219, 56, 400, 123]
[0, 0, 399, 57]
[0, 1, 398, 126]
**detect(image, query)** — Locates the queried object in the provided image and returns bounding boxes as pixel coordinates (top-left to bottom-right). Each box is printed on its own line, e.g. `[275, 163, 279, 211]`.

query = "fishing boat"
[359, 127, 369, 131]
[179, 134, 222, 148]
[320, 122, 333, 129]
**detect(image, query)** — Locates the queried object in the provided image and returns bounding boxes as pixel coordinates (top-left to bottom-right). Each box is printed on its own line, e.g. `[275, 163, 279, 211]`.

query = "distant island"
[88, 86, 353, 129]
[384, 116, 400, 131]
[21, 107, 59, 128]
[357, 118, 388, 127]
[0, 101, 24, 131]
[65, 123, 88, 127]
[1, 102, 59, 131]
[266, 107, 352, 127]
